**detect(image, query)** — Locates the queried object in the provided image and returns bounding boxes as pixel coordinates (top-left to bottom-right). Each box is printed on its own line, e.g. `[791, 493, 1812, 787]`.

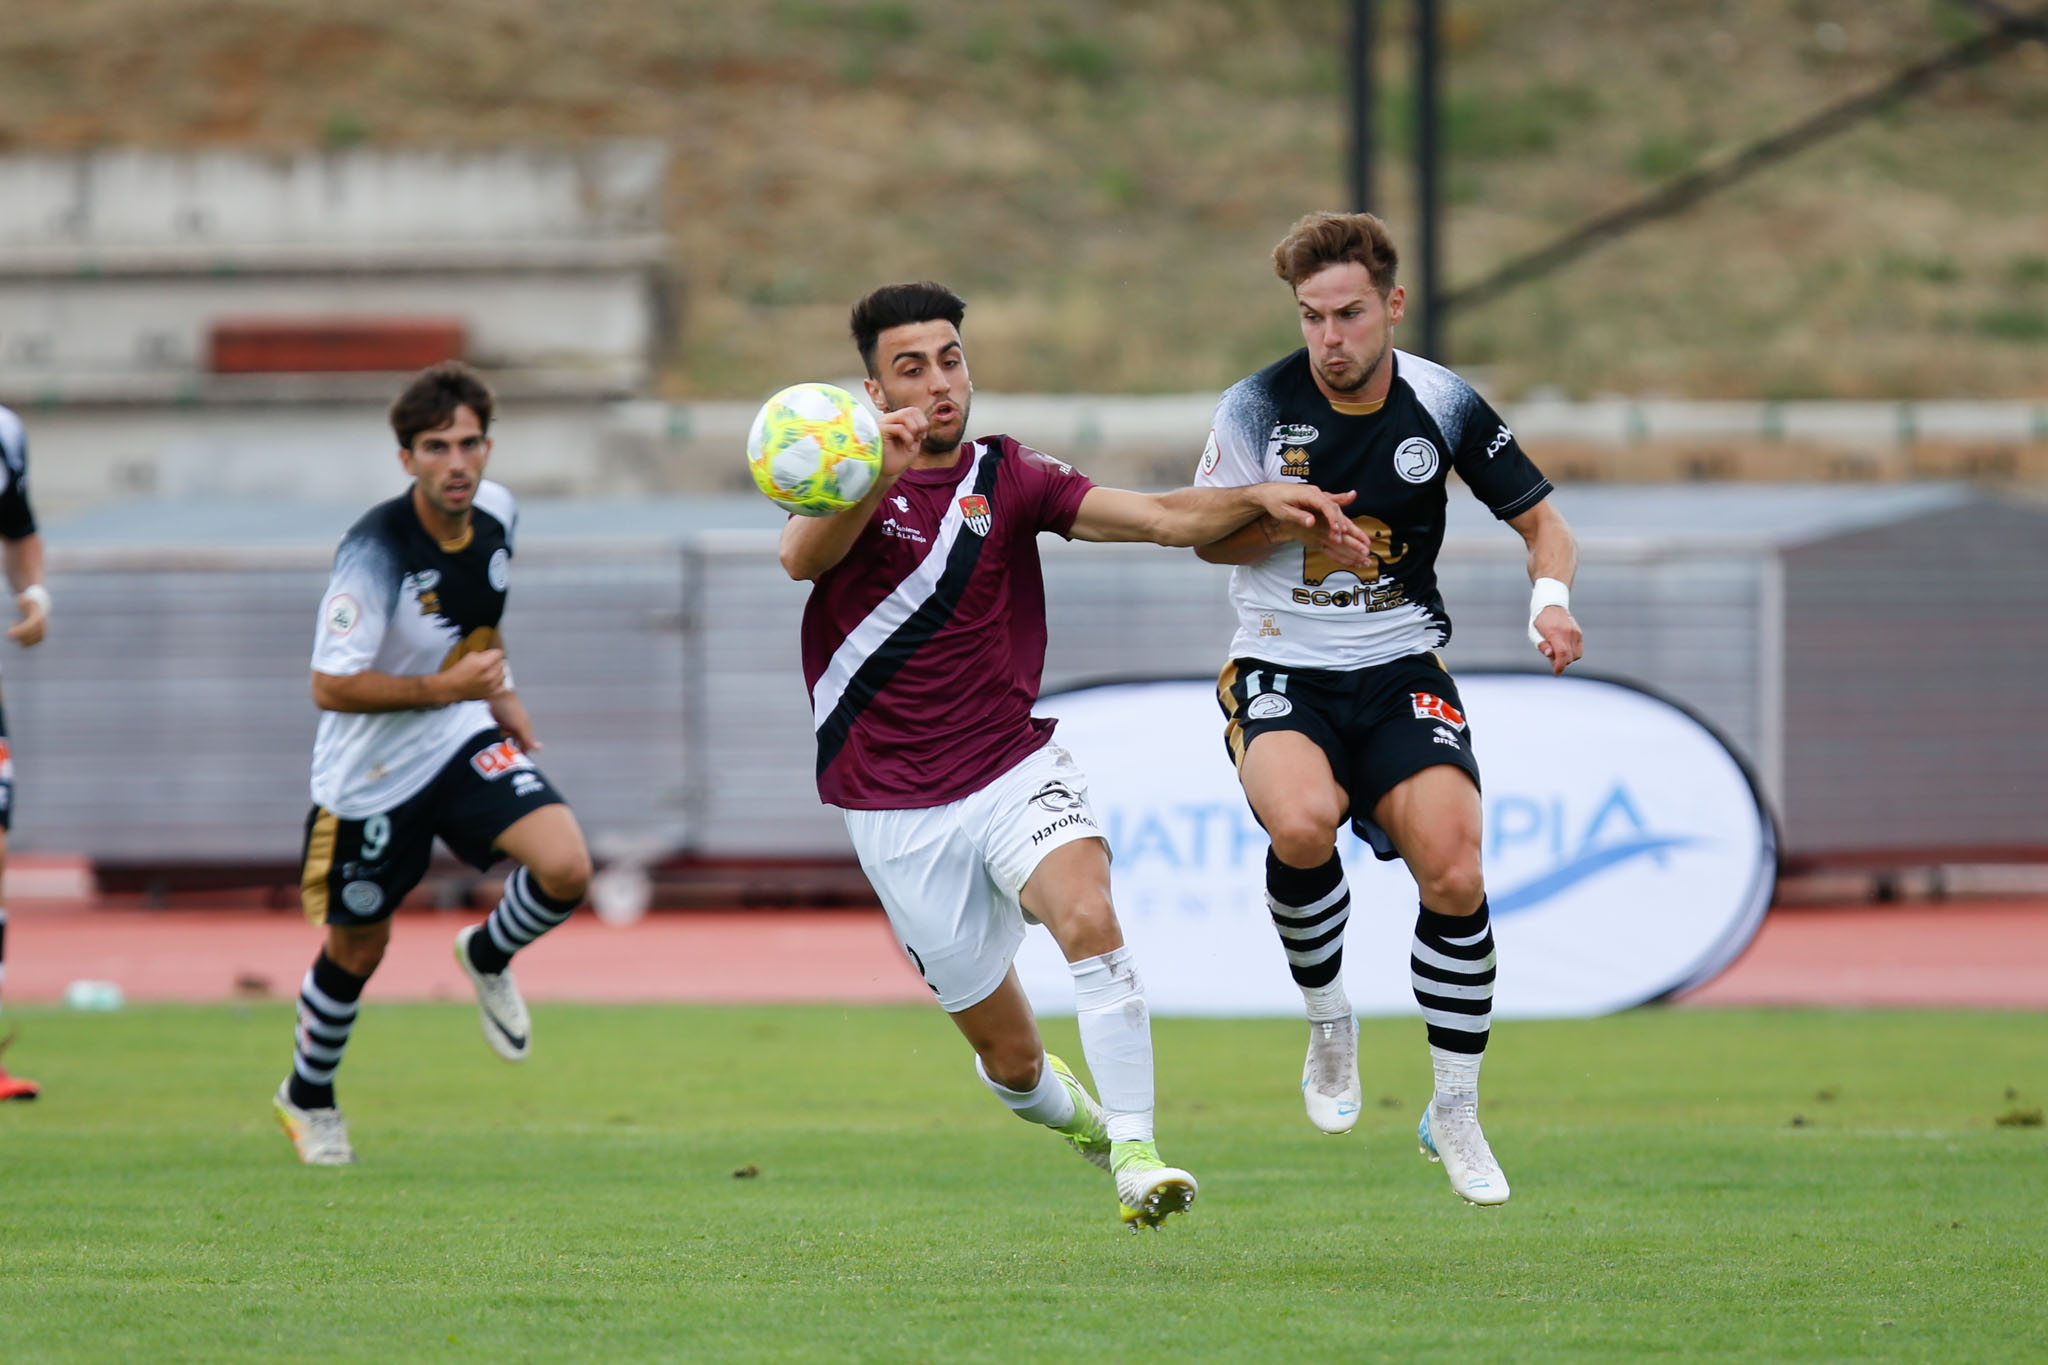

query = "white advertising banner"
[1016, 673, 1775, 1018]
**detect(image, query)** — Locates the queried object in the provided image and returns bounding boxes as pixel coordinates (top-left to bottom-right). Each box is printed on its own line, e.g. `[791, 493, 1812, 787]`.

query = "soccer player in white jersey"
[787, 282, 1368, 1229]
[1194, 213, 1586, 1206]
[273, 362, 594, 1165]
[0, 405, 50, 1101]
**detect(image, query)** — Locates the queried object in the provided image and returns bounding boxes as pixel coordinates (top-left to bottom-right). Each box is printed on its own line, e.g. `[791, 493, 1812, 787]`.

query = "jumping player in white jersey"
[0, 406, 50, 1102]
[273, 362, 594, 1165]
[787, 281, 1366, 1229]
[1194, 213, 1585, 1206]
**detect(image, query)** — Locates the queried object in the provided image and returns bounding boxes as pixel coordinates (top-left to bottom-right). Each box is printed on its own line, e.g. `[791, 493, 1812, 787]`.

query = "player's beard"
[1315, 332, 1391, 396]
[921, 394, 970, 455]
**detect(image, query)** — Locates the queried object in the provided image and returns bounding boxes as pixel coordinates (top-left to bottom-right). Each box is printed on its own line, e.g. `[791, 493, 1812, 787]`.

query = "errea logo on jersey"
[1267, 423, 1319, 479]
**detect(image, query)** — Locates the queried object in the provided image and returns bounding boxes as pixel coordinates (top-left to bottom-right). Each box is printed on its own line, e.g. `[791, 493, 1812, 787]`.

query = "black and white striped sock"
[465, 865, 578, 975]
[1266, 849, 1353, 1018]
[287, 951, 366, 1110]
[1410, 899, 1495, 1068]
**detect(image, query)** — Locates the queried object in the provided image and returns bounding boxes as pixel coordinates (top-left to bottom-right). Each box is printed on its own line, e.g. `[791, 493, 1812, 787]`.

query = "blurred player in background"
[273, 362, 593, 1164]
[782, 281, 1366, 1230]
[1194, 212, 1585, 1206]
[0, 405, 50, 1101]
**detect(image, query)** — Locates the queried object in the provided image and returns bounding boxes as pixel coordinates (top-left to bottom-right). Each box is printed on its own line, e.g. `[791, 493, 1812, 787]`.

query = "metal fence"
[13, 486, 2042, 872]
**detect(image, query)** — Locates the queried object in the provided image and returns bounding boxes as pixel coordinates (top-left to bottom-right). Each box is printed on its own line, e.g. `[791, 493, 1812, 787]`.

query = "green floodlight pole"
[1414, 0, 1444, 361]
[1348, 0, 1376, 213]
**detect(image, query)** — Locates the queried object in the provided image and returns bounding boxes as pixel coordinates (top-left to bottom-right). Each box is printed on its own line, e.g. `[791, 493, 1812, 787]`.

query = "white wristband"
[18, 584, 49, 618]
[1527, 576, 1569, 646]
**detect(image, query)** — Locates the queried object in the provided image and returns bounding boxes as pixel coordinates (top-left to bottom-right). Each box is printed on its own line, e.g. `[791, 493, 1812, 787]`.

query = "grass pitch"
[2, 1003, 2042, 1363]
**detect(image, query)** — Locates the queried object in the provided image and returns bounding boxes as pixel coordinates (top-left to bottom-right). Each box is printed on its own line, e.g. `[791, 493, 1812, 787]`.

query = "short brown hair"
[849, 281, 966, 376]
[1271, 211, 1400, 294]
[389, 361, 494, 449]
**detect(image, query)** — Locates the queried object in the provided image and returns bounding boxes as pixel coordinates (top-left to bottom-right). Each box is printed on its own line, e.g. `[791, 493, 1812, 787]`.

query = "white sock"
[1071, 947, 1155, 1143]
[974, 1054, 1076, 1129]
[1430, 1044, 1483, 1103]
[1302, 979, 1351, 1022]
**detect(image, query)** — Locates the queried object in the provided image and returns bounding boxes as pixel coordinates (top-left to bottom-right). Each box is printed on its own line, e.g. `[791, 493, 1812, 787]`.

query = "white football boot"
[1302, 1016, 1362, 1134]
[273, 1080, 356, 1166]
[1417, 1094, 1510, 1205]
[455, 924, 532, 1062]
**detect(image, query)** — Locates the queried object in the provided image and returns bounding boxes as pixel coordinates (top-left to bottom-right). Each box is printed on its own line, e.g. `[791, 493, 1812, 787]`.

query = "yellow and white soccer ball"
[745, 382, 883, 516]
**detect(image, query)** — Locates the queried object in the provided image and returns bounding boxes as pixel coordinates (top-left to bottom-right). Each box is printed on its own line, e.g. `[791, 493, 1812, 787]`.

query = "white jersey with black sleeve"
[1195, 348, 1551, 670]
[309, 480, 519, 817]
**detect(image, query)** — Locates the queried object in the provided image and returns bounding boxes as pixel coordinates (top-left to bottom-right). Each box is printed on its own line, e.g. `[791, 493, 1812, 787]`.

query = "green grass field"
[3, 1004, 2042, 1363]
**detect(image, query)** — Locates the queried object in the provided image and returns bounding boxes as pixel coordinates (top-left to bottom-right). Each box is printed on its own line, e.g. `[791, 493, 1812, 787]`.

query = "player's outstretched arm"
[1507, 500, 1584, 675]
[312, 649, 507, 713]
[778, 406, 923, 581]
[3, 530, 46, 646]
[1070, 484, 1369, 557]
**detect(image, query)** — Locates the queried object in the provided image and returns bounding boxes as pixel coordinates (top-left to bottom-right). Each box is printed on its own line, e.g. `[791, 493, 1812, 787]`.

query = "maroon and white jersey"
[801, 434, 1095, 809]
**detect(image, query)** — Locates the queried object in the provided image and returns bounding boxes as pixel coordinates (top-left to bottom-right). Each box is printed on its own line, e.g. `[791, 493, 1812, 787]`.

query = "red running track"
[4, 899, 2045, 1010]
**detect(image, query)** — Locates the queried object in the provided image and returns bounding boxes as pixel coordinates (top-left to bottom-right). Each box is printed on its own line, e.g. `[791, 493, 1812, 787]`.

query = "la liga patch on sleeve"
[325, 593, 360, 635]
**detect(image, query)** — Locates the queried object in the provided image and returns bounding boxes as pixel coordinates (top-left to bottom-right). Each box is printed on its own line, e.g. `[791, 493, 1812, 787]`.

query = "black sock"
[288, 951, 368, 1110]
[1410, 898, 1495, 1056]
[465, 866, 580, 975]
[1264, 849, 1350, 990]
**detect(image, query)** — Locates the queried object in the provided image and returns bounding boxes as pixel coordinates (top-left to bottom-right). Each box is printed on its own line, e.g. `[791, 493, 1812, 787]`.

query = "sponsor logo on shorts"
[470, 739, 535, 780]
[1412, 692, 1467, 729]
[958, 494, 992, 537]
[325, 593, 360, 635]
[1032, 811, 1098, 845]
[1394, 437, 1440, 483]
[1030, 781, 1086, 814]
[1432, 724, 1463, 748]
[511, 772, 544, 797]
[1246, 692, 1294, 720]
[1198, 430, 1222, 478]
[341, 880, 384, 915]
[488, 547, 511, 591]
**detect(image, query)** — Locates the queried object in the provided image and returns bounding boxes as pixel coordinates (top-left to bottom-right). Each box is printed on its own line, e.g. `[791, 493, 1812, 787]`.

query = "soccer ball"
[745, 382, 883, 516]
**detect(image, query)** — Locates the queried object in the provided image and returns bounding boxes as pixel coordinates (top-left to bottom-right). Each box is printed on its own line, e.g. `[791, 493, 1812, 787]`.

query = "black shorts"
[1217, 651, 1481, 861]
[300, 728, 568, 927]
[0, 699, 13, 833]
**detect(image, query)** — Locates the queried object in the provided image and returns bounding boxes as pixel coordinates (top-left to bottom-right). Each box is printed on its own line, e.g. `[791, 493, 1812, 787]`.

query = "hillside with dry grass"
[3, 0, 2044, 399]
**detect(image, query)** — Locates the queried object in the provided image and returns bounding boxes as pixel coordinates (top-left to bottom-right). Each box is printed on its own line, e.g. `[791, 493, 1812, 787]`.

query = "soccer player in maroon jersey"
[782, 281, 1369, 1230]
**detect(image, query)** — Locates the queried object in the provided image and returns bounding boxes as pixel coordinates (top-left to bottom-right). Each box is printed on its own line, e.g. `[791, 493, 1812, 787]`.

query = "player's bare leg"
[1020, 839, 1196, 1230]
[0, 830, 37, 1100]
[950, 969, 1108, 1171]
[1375, 766, 1508, 1205]
[456, 803, 592, 1062]
[1239, 731, 1362, 1134]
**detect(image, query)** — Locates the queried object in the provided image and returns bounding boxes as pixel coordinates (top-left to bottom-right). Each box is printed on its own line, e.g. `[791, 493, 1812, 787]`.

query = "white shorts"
[841, 743, 1107, 1013]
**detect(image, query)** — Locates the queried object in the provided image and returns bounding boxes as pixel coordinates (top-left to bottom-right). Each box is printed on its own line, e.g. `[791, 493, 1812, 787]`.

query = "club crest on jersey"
[488, 547, 510, 591]
[1411, 691, 1466, 729]
[958, 494, 992, 536]
[1394, 437, 1440, 484]
[470, 739, 535, 780]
